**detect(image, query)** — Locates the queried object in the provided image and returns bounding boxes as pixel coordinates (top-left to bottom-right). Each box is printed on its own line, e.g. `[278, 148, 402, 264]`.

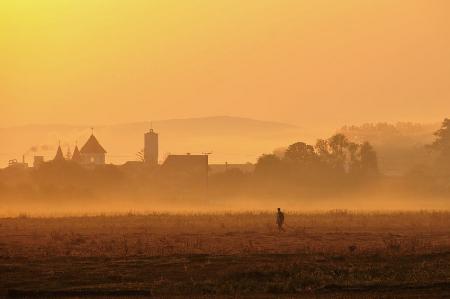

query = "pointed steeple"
[54, 144, 65, 161]
[72, 145, 82, 163]
[80, 134, 107, 154]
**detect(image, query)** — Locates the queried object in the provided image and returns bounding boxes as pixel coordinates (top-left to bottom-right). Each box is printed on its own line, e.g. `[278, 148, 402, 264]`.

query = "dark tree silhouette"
[284, 142, 317, 164]
[327, 134, 349, 171]
[428, 118, 450, 156]
[360, 142, 378, 176]
[255, 154, 282, 176]
[347, 142, 362, 175]
[427, 118, 450, 174]
[136, 149, 145, 162]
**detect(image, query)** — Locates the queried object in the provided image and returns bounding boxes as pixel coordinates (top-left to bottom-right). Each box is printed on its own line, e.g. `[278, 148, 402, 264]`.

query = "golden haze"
[1, 0, 450, 127]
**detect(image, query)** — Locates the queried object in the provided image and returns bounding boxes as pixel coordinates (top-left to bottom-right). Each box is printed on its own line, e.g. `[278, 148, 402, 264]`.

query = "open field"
[1, 211, 450, 298]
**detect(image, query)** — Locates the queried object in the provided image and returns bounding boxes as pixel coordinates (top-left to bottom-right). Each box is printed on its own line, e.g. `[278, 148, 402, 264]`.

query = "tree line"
[208, 133, 378, 198]
[210, 118, 450, 198]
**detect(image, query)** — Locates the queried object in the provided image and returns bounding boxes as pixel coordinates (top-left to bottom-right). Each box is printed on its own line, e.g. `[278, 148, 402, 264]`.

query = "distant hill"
[0, 116, 308, 168]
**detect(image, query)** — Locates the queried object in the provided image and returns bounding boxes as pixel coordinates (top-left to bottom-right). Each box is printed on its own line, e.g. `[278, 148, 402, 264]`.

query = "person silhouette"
[276, 208, 285, 231]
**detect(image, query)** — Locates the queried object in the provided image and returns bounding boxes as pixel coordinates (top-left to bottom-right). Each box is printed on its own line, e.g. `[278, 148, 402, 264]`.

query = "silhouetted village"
[4, 129, 205, 196]
[2, 128, 252, 200]
[2, 118, 450, 202]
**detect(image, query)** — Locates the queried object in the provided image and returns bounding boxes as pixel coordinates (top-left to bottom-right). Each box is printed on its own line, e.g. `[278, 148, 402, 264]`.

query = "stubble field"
[1, 211, 450, 298]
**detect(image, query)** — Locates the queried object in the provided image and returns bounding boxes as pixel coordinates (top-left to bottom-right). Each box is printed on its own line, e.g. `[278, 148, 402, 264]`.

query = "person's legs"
[277, 222, 284, 231]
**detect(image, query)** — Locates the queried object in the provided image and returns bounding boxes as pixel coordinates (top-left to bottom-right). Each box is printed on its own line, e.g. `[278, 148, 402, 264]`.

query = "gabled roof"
[72, 145, 82, 162]
[54, 145, 65, 161]
[80, 134, 107, 154]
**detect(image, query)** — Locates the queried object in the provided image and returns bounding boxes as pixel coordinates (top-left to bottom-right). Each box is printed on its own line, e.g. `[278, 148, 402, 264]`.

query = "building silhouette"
[54, 145, 65, 161]
[161, 154, 208, 193]
[8, 156, 28, 169]
[144, 129, 158, 165]
[79, 134, 107, 165]
[33, 156, 44, 168]
[71, 145, 82, 163]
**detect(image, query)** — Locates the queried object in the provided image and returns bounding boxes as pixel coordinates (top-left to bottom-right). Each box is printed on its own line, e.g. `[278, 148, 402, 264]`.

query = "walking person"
[276, 208, 285, 232]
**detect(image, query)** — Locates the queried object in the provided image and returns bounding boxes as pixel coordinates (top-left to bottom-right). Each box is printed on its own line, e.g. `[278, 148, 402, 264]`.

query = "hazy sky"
[1, 0, 450, 128]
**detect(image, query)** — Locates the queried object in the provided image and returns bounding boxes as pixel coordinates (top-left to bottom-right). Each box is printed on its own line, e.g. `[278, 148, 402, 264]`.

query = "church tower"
[80, 133, 107, 165]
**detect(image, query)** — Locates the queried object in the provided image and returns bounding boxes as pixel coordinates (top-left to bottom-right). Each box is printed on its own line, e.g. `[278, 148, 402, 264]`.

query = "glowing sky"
[1, 0, 450, 127]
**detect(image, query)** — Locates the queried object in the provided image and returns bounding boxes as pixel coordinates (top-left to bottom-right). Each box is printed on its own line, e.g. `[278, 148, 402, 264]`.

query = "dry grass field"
[1, 211, 450, 298]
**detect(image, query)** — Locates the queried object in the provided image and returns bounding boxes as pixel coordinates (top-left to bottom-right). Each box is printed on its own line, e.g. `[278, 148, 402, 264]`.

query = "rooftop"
[80, 134, 107, 154]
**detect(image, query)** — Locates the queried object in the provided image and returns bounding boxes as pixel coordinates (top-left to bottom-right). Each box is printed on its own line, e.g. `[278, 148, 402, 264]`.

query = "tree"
[360, 142, 378, 176]
[427, 118, 450, 174]
[136, 149, 145, 162]
[284, 142, 317, 164]
[428, 118, 450, 156]
[315, 139, 330, 156]
[327, 134, 350, 172]
[315, 134, 378, 177]
[328, 134, 349, 155]
[315, 139, 332, 166]
[255, 154, 282, 176]
[347, 142, 362, 175]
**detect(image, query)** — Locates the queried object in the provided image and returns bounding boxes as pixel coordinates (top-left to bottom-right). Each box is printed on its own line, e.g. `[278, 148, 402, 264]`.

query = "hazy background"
[1, 0, 450, 174]
[1, 0, 450, 128]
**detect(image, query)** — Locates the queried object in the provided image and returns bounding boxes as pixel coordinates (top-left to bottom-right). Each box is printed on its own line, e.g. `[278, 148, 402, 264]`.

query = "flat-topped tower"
[144, 129, 158, 165]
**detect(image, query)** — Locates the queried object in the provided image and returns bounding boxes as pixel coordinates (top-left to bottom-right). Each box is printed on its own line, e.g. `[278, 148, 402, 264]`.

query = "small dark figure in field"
[276, 208, 285, 231]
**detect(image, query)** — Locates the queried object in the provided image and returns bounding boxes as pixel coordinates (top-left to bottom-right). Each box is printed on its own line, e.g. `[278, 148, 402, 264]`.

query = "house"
[160, 154, 208, 192]
[161, 154, 208, 176]
[8, 156, 28, 169]
[33, 156, 45, 168]
[79, 134, 107, 165]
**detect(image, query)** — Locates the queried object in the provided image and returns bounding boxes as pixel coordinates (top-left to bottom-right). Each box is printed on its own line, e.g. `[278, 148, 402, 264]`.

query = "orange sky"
[1, 0, 450, 128]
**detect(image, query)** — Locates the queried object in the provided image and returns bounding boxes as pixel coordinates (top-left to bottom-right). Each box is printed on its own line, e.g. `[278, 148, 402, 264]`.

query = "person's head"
[277, 208, 281, 212]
